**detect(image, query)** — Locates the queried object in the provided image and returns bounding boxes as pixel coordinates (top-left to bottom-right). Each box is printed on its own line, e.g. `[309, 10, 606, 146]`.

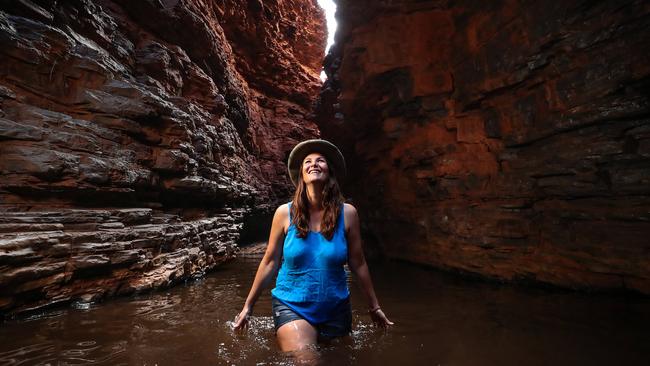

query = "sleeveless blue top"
[271, 203, 350, 324]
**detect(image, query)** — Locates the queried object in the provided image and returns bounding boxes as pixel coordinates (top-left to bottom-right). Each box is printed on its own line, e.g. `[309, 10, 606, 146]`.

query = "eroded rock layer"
[319, 0, 650, 293]
[0, 208, 242, 313]
[0, 0, 325, 315]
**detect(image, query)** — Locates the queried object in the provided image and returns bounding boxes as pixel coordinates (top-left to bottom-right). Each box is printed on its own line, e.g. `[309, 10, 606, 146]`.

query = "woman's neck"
[305, 183, 324, 210]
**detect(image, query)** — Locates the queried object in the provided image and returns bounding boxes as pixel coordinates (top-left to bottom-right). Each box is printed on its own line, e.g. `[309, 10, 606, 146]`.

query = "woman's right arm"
[233, 204, 288, 330]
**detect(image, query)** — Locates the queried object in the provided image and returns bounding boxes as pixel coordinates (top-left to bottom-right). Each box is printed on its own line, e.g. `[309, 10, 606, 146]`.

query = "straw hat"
[287, 139, 346, 186]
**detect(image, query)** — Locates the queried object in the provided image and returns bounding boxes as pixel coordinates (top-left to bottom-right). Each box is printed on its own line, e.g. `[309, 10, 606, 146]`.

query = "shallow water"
[1, 252, 649, 365]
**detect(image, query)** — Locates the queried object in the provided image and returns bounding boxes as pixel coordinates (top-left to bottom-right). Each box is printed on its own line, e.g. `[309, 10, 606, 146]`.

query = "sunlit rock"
[0, 0, 326, 315]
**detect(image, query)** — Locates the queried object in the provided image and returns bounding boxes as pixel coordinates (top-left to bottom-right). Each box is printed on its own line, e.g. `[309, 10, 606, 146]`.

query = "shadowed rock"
[317, 0, 650, 294]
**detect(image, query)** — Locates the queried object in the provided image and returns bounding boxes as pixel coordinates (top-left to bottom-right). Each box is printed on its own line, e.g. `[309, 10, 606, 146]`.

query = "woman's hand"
[233, 307, 252, 330]
[369, 308, 394, 328]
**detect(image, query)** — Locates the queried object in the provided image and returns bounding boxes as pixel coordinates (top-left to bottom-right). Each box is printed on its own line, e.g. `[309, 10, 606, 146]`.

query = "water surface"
[1, 251, 649, 365]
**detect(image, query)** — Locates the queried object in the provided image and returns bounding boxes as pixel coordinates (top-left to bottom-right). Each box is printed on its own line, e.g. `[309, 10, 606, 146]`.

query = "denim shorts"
[271, 297, 352, 339]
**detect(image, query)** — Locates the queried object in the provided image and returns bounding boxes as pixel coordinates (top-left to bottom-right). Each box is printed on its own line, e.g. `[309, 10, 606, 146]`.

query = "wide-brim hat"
[287, 139, 346, 186]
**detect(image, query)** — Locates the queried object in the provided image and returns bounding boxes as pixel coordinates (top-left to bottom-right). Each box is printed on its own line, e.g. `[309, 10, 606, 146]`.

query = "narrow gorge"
[1, 0, 649, 317]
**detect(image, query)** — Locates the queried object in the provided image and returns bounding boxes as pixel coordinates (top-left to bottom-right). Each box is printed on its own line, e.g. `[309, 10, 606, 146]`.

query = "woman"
[233, 139, 393, 354]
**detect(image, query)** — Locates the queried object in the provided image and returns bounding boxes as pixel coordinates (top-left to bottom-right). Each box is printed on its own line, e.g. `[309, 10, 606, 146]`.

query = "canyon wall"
[319, 0, 650, 293]
[0, 0, 325, 315]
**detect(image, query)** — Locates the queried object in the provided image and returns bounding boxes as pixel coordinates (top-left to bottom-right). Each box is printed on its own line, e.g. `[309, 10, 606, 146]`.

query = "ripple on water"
[0, 342, 56, 365]
[71, 301, 94, 310]
[219, 315, 277, 364]
[77, 340, 97, 347]
[132, 294, 181, 317]
[19, 309, 67, 323]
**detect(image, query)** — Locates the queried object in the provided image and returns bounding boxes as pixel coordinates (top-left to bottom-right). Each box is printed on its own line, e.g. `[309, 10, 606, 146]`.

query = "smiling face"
[301, 152, 330, 184]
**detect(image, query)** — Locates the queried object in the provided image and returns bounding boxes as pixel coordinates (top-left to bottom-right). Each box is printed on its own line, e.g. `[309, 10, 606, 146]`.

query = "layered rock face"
[0, 209, 243, 313]
[319, 0, 650, 293]
[0, 0, 325, 315]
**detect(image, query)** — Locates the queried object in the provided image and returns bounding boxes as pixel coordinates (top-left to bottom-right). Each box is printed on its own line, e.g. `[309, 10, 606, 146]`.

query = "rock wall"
[0, 0, 325, 315]
[319, 0, 650, 293]
[0, 208, 243, 313]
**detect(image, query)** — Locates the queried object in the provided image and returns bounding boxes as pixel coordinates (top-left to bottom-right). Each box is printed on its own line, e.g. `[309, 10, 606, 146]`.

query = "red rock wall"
[319, 0, 650, 293]
[0, 0, 325, 315]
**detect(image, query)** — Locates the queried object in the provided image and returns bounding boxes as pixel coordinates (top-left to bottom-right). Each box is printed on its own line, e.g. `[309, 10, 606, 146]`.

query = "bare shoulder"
[343, 203, 360, 232]
[274, 203, 290, 233]
[343, 203, 358, 216]
[275, 203, 290, 216]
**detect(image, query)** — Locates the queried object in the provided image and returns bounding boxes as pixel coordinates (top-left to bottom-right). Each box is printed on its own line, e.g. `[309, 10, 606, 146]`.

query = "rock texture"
[0, 0, 325, 315]
[319, 0, 650, 293]
[0, 208, 242, 313]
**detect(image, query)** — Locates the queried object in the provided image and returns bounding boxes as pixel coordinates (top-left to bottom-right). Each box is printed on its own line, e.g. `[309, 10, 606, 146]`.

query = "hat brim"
[287, 139, 346, 186]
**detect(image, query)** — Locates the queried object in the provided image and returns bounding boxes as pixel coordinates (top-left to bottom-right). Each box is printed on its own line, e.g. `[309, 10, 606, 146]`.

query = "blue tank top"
[271, 203, 350, 324]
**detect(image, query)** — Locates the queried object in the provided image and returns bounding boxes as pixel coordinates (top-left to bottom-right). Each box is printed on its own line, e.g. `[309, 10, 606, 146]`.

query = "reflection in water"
[1, 253, 649, 365]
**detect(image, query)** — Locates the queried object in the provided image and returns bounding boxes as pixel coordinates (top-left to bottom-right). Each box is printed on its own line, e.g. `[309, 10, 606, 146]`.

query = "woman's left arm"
[345, 203, 394, 328]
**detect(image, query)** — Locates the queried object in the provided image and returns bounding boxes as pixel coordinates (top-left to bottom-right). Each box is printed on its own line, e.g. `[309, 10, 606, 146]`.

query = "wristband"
[368, 306, 381, 314]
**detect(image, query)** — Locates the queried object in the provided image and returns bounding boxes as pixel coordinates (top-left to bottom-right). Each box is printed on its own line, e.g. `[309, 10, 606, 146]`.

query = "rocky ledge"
[0, 208, 242, 316]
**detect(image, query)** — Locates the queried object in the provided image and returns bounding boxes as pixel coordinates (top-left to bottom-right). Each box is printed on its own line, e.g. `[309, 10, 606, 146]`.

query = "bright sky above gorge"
[317, 0, 337, 81]
[317, 0, 337, 53]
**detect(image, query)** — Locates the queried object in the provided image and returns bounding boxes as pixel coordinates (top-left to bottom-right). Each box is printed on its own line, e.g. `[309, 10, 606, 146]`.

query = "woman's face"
[301, 152, 330, 184]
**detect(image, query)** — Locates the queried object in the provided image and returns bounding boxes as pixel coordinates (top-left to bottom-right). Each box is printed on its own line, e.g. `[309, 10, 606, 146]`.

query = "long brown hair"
[290, 157, 345, 240]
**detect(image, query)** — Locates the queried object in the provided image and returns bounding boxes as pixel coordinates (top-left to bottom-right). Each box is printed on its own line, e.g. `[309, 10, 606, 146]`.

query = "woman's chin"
[303, 177, 327, 185]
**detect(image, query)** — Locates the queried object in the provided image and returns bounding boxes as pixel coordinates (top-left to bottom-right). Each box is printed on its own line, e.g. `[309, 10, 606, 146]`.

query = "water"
[1, 251, 649, 365]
